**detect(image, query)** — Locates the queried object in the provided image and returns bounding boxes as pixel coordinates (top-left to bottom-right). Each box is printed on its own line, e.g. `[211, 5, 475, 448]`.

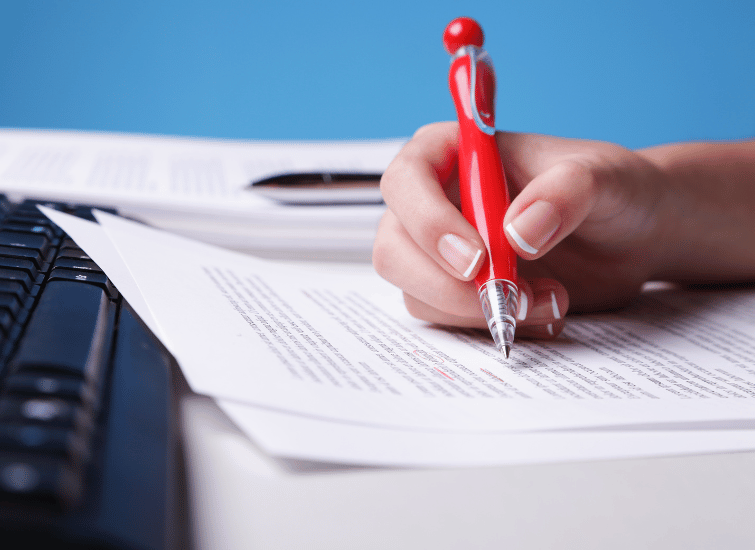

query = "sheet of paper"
[0, 129, 404, 258]
[217, 400, 755, 467]
[43, 209, 755, 435]
[41, 209, 755, 467]
[37, 206, 164, 340]
[0, 129, 401, 210]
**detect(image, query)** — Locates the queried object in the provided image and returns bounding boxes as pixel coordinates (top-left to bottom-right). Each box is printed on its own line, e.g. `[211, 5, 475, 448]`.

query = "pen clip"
[453, 46, 497, 136]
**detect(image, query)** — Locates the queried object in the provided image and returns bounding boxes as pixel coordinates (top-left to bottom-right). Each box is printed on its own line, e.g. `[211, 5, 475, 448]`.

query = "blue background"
[1, 0, 754, 148]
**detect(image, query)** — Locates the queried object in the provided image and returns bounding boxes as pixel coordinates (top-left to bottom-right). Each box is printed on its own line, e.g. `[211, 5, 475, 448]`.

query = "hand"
[373, 122, 675, 338]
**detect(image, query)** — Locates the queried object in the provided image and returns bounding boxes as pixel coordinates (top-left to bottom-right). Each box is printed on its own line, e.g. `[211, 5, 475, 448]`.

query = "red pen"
[443, 17, 518, 358]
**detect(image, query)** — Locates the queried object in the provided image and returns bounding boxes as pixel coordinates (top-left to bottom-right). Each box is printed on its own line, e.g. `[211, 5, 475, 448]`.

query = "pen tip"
[478, 280, 517, 360]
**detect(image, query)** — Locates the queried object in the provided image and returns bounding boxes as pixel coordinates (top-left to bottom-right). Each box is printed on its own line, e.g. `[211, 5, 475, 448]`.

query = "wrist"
[637, 140, 755, 283]
[634, 145, 688, 281]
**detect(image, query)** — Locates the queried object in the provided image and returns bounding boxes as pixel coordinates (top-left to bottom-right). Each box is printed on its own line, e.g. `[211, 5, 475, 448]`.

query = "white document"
[38, 207, 163, 339]
[1, 129, 404, 258]
[218, 401, 755, 467]
[46, 210, 755, 432]
[42, 209, 755, 466]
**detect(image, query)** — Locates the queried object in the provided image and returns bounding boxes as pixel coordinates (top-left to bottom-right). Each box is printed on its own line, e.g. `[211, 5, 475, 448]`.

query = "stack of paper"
[0, 129, 404, 260]
[40, 207, 755, 467]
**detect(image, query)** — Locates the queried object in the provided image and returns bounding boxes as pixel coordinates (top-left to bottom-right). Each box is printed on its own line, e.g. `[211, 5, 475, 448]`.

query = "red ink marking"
[434, 367, 454, 381]
[481, 368, 505, 383]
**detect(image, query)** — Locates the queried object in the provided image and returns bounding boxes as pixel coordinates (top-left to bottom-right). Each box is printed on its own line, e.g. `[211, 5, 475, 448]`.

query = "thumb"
[502, 156, 605, 259]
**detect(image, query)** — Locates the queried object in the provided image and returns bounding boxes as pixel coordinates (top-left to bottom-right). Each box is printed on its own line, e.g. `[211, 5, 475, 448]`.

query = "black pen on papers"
[247, 172, 383, 205]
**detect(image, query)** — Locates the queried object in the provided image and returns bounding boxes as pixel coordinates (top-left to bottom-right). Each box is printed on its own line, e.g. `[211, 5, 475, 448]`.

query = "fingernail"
[505, 201, 561, 255]
[550, 290, 561, 319]
[517, 289, 528, 321]
[529, 289, 562, 323]
[437, 234, 484, 278]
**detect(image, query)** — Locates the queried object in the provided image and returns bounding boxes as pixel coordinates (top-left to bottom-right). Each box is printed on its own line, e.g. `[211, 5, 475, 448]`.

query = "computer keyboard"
[0, 197, 186, 549]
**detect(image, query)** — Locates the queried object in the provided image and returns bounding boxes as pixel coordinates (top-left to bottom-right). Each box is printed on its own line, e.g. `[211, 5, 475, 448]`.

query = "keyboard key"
[0, 232, 51, 256]
[0, 280, 27, 299]
[4, 374, 96, 407]
[0, 267, 34, 292]
[5, 211, 50, 222]
[10, 280, 115, 381]
[0, 293, 21, 318]
[53, 258, 102, 272]
[1, 223, 56, 241]
[48, 268, 117, 299]
[0, 398, 93, 433]
[57, 246, 92, 262]
[0, 257, 38, 280]
[18, 199, 65, 213]
[0, 455, 83, 508]
[60, 237, 80, 249]
[69, 207, 96, 221]
[0, 245, 45, 270]
[5, 213, 61, 234]
[0, 425, 90, 464]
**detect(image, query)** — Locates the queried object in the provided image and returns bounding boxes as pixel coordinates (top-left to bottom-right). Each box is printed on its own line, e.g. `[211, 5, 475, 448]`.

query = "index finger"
[380, 122, 487, 281]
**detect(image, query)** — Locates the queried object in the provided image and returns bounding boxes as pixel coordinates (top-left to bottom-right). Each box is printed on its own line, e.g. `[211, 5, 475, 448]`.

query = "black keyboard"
[0, 197, 187, 549]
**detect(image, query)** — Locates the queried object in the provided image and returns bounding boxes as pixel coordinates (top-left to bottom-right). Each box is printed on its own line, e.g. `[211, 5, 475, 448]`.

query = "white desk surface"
[181, 395, 755, 550]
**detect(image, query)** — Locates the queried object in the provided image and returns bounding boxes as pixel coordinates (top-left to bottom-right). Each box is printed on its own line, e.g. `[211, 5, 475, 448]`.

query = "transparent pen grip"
[478, 279, 518, 355]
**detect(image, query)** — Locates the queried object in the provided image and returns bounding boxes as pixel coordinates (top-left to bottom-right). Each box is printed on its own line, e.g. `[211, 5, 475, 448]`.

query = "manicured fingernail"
[517, 289, 528, 321]
[505, 201, 561, 255]
[550, 290, 561, 319]
[529, 288, 563, 323]
[437, 233, 484, 278]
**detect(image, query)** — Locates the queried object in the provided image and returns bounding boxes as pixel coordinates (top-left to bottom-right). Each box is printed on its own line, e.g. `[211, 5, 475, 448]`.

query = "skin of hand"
[373, 121, 755, 339]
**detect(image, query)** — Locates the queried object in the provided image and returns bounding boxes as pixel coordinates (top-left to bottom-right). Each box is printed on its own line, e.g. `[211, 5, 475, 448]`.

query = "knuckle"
[411, 121, 453, 140]
[408, 201, 452, 245]
[412, 123, 436, 140]
[423, 212, 452, 239]
[378, 158, 403, 204]
[556, 153, 614, 201]
[379, 153, 425, 207]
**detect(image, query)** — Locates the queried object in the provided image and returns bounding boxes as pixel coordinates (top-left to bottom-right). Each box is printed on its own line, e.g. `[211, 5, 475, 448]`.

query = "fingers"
[375, 124, 579, 342]
[522, 279, 568, 325]
[503, 157, 605, 260]
[401, 279, 568, 340]
[376, 214, 570, 340]
[379, 122, 487, 281]
[374, 210, 568, 326]
[517, 278, 569, 340]
[494, 131, 646, 262]
[374, 209, 482, 318]
[382, 127, 628, 270]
